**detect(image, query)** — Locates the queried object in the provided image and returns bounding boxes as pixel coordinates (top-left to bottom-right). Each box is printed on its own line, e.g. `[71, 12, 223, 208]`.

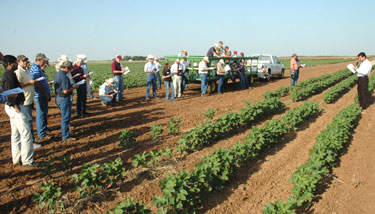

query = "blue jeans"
[146, 74, 157, 99]
[20, 104, 35, 142]
[218, 75, 224, 94]
[200, 74, 208, 95]
[290, 69, 299, 86]
[113, 75, 124, 101]
[87, 81, 94, 99]
[155, 72, 162, 89]
[164, 81, 175, 101]
[56, 96, 72, 140]
[35, 96, 49, 139]
[239, 73, 249, 89]
[76, 84, 87, 115]
[100, 95, 115, 105]
[181, 71, 188, 94]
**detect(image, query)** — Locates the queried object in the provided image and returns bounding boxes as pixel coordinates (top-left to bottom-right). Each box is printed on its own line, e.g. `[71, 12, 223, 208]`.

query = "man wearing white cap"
[216, 59, 226, 94]
[171, 59, 184, 98]
[144, 55, 158, 101]
[77, 54, 95, 99]
[154, 57, 162, 90]
[99, 78, 118, 106]
[199, 57, 211, 96]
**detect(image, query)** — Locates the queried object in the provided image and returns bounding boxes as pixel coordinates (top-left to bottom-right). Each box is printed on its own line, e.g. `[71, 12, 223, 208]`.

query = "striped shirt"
[30, 64, 51, 98]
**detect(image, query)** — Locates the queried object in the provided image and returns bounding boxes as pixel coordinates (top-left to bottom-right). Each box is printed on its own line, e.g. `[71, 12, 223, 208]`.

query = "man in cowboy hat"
[144, 55, 158, 101]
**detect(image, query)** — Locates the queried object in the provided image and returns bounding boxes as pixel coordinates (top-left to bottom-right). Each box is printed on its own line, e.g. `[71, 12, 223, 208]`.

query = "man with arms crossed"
[2, 55, 36, 167]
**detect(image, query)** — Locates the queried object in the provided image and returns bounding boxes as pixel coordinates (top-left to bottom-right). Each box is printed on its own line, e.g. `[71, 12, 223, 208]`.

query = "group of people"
[0, 52, 93, 167]
[1, 48, 372, 168]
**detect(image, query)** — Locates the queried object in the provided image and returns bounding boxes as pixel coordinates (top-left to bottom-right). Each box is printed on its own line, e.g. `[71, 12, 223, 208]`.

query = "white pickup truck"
[248, 54, 285, 81]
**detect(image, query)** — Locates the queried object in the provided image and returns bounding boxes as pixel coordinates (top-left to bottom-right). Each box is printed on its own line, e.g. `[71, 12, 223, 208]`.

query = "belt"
[57, 93, 70, 98]
[358, 76, 368, 78]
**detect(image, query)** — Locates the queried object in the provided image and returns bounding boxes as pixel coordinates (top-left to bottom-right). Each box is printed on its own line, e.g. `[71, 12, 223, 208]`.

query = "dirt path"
[1, 60, 374, 213]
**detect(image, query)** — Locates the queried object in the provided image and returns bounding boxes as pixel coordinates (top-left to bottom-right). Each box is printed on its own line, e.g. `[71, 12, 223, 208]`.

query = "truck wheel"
[279, 69, 285, 79]
[265, 70, 271, 82]
[209, 81, 217, 93]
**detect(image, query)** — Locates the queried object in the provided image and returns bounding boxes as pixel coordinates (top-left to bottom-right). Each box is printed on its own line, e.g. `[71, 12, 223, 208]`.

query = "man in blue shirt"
[30, 53, 51, 142]
[54, 61, 79, 141]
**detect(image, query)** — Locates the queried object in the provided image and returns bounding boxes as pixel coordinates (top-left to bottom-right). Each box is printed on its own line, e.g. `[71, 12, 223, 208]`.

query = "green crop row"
[106, 197, 151, 214]
[71, 157, 126, 197]
[323, 75, 357, 104]
[263, 104, 361, 214]
[176, 97, 286, 153]
[153, 102, 321, 214]
[290, 69, 352, 102]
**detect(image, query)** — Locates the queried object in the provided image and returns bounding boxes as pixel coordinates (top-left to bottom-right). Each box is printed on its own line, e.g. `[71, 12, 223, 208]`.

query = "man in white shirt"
[171, 59, 184, 98]
[353, 52, 372, 109]
[99, 78, 118, 106]
[199, 57, 211, 96]
[144, 55, 158, 101]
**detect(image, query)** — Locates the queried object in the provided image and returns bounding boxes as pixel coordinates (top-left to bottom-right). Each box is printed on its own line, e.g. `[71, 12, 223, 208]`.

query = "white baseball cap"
[219, 59, 224, 64]
[203, 56, 209, 62]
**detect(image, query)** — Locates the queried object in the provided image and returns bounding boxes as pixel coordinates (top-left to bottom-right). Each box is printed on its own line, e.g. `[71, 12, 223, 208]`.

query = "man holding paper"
[350, 52, 372, 109]
[54, 61, 79, 142]
[72, 58, 89, 118]
[112, 55, 125, 102]
[30, 53, 51, 142]
[2, 55, 36, 167]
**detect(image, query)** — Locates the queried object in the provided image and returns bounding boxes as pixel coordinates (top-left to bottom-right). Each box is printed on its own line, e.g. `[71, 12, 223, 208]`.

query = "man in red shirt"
[112, 55, 125, 102]
[290, 53, 301, 86]
[72, 58, 89, 118]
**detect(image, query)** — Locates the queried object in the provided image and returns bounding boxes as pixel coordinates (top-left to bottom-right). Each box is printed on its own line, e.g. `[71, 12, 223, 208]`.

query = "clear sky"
[1, 0, 374, 61]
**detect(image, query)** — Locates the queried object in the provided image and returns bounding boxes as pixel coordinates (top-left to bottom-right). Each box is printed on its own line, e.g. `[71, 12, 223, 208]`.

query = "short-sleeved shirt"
[290, 58, 299, 71]
[112, 61, 122, 76]
[207, 47, 216, 57]
[171, 63, 184, 76]
[199, 61, 208, 74]
[144, 61, 156, 73]
[71, 64, 86, 83]
[163, 69, 172, 82]
[155, 61, 162, 72]
[15, 66, 35, 105]
[2, 69, 25, 106]
[54, 70, 72, 97]
[30, 64, 50, 98]
[216, 63, 225, 75]
[99, 82, 115, 96]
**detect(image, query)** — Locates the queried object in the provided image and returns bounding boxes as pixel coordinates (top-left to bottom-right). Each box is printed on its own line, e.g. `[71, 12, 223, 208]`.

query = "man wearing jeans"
[112, 55, 125, 102]
[99, 78, 118, 106]
[30, 53, 51, 142]
[290, 53, 301, 86]
[54, 61, 79, 141]
[144, 55, 158, 101]
[2, 55, 35, 167]
[216, 59, 226, 94]
[199, 57, 210, 96]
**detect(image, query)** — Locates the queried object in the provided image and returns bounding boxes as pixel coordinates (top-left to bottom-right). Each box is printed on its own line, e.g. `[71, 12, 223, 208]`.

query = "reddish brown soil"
[0, 60, 374, 214]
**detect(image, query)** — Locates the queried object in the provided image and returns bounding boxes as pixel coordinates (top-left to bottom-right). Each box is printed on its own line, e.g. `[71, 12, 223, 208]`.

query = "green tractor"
[165, 56, 259, 93]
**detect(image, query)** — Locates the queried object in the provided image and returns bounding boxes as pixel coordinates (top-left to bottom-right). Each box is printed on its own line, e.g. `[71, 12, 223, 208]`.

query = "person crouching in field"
[162, 63, 175, 101]
[54, 61, 79, 142]
[99, 78, 118, 106]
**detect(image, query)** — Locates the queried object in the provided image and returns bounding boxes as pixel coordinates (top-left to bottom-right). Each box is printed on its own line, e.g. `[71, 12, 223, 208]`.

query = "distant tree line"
[111, 56, 165, 61]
